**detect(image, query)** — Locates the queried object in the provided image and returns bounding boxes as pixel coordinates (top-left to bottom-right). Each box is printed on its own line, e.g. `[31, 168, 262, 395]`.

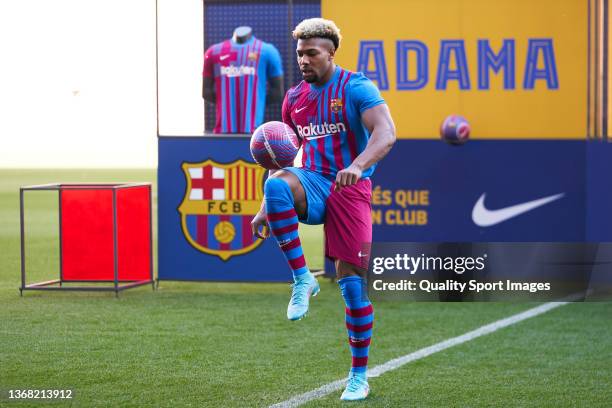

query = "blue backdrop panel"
[586, 140, 612, 241]
[158, 136, 291, 282]
[371, 140, 586, 242]
[324, 139, 592, 277]
[204, 0, 321, 132]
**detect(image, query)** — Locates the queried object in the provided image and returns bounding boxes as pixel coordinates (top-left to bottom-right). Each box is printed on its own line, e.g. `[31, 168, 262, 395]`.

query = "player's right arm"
[251, 169, 278, 239]
[252, 90, 301, 238]
[251, 95, 288, 238]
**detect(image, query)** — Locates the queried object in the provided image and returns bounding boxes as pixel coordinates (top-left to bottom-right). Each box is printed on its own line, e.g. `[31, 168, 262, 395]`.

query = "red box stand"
[19, 183, 154, 296]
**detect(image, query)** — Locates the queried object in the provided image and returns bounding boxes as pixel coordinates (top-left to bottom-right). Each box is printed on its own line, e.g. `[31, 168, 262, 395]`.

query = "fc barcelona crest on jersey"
[178, 159, 266, 261]
[248, 51, 259, 61]
[330, 98, 343, 113]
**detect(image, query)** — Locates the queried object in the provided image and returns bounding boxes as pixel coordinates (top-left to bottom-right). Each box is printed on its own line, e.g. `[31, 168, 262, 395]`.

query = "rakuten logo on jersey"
[220, 65, 256, 77]
[296, 122, 347, 139]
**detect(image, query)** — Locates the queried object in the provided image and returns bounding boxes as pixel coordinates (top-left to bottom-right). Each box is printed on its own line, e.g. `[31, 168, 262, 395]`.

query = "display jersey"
[282, 66, 386, 179]
[204, 36, 283, 134]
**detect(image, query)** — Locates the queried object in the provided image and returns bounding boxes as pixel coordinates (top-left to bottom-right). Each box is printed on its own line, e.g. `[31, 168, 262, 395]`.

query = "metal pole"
[58, 188, 63, 287]
[155, 0, 160, 138]
[113, 189, 119, 298]
[596, 0, 601, 137]
[588, 0, 593, 139]
[19, 188, 25, 296]
[149, 185, 155, 290]
[603, 0, 609, 140]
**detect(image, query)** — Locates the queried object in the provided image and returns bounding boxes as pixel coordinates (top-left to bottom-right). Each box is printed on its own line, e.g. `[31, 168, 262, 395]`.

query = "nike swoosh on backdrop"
[220, 54, 230, 60]
[472, 192, 565, 227]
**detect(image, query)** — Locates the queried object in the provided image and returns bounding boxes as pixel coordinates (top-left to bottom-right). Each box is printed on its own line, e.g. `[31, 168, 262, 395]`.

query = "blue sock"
[339, 276, 373, 378]
[264, 177, 309, 279]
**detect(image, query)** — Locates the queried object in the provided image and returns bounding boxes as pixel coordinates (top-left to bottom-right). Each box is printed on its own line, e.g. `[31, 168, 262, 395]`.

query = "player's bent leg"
[263, 174, 319, 321]
[270, 170, 307, 219]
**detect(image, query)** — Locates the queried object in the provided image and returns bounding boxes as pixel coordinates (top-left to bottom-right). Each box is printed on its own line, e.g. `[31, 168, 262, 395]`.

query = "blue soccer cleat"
[340, 372, 370, 401]
[287, 273, 320, 321]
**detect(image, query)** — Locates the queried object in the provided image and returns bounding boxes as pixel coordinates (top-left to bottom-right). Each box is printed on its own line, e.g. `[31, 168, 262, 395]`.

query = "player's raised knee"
[264, 176, 291, 199]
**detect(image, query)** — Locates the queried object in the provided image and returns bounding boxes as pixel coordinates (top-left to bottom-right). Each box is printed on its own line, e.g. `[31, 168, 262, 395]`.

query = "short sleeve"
[203, 46, 215, 78]
[350, 74, 385, 114]
[265, 44, 284, 78]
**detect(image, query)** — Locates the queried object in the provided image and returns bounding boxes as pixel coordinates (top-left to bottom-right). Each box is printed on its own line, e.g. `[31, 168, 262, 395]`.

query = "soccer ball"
[250, 121, 300, 169]
[440, 115, 470, 145]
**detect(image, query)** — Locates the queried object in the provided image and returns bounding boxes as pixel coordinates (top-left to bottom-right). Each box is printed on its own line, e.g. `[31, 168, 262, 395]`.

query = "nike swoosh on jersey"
[305, 134, 332, 140]
[472, 193, 565, 227]
[295, 106, 307, 113]
[220, 54, 230, 60]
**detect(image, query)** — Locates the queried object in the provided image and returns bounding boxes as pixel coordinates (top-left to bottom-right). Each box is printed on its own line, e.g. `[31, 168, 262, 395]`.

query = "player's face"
[296, 38, 335, 84]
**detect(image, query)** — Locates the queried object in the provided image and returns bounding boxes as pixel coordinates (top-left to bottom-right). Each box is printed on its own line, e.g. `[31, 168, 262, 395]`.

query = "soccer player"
[251, 18, 396, 401]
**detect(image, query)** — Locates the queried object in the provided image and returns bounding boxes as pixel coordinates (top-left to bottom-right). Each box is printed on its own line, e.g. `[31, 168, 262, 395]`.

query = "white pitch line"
[270, 301, 569, 408]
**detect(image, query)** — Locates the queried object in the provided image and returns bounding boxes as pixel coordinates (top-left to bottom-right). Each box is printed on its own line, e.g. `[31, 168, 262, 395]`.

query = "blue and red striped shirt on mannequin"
[204, 36, 283, 134]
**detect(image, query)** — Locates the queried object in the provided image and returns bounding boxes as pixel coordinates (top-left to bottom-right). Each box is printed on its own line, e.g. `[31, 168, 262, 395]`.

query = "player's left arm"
[335, 104, 396, 191]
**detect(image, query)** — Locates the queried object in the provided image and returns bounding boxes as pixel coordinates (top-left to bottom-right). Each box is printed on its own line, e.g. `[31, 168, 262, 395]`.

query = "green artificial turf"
[1, 170, 611, 407]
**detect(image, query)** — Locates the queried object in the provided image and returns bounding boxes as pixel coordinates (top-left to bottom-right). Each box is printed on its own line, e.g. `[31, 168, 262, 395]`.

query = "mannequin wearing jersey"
[202, 26, 284, 134]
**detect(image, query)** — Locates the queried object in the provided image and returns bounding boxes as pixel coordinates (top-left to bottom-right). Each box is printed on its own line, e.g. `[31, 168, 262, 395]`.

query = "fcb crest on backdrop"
[178, 159, 266, 261]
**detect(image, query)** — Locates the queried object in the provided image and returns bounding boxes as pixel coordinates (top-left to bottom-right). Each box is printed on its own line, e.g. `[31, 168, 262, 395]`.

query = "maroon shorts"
[324, 178, 372, 269]
[283, 167, 372, 269]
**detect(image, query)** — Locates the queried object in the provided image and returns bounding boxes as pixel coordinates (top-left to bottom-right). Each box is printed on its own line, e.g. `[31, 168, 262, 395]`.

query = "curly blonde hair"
[292, 18, 342, 50]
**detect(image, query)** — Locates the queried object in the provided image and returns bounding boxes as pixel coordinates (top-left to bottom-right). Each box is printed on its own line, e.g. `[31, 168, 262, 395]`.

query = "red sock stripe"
[352, 356, 368, 367]
[346, 322, 373, 332]
[281, 237, 302, 252]
[349, 337, 371, 348]
[267, 209, 296, 221]
[272, 223, 298, 236]
[345, 304, 374, 318]
[288, 255, 306, 270]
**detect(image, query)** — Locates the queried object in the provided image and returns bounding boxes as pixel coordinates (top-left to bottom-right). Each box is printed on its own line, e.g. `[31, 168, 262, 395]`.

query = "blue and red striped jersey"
[204, 36, 283, 134]
[282, 66, 385, 179]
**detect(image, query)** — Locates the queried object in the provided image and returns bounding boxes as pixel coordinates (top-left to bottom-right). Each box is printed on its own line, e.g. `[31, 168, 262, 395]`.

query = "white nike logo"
[278, 239, 292, 247]
[472, 193, 565, 227]
[220, 54, 230, 61]
[358, 251, 368, 257]
[295, 106, 307, 113]
[305, 134, 331, 140]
